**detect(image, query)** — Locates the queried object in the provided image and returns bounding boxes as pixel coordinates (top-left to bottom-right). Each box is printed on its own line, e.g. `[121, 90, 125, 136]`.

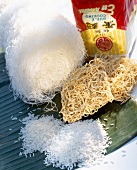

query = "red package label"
[71, 0, 137, 56]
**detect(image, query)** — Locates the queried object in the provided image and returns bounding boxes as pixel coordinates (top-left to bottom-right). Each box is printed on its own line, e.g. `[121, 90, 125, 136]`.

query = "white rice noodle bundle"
[0, 0, 73, 50]
[1, 3, 85, 104]
[0, 0, 29, 49]
[0, 0, 61, 49]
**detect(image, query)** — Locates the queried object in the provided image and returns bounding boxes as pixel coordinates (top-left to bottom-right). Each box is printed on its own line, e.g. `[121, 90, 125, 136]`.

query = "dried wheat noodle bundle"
[109, 57, 137, 102]
[61, 54, 137, 123]
[61, 56, 114, 123]
[97, 54, 137, 101]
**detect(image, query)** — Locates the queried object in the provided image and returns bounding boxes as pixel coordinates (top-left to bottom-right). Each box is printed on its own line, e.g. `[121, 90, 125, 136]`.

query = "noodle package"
[71, 0, 137, 56]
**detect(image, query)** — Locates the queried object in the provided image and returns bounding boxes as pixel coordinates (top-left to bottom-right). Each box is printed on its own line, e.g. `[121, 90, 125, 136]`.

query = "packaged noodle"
[71, 0, 137, 57]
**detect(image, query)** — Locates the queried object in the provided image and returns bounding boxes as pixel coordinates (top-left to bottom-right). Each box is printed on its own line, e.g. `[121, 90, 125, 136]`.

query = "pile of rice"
[19, 114, 111, 170]
[0, 0, 85, 104]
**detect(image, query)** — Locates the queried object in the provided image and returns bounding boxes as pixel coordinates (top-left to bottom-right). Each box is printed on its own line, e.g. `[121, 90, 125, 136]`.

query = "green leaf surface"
[0, 53, 137, 170]
[91, 100, 137, 154]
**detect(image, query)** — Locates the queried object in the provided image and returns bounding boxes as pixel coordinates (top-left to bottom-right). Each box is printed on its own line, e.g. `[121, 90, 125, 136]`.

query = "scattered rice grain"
[19, 152, 22, 156]
[104, 161, 108, 164]
[37, 108, 41, 110]
[111, 161, 114, 164]
[110, 123, 114, 126]
[11, 117, 18, 120]
[122, 150, 126, 153]
[102, 124, 106, 127]
[122, 154, 126, 157]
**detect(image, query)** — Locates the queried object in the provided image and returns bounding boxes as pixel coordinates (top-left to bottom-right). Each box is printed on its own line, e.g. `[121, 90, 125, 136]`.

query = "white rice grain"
[19, 114, 64, 155]
[44, 119, 110, 169]
[19, 114, 111, 170]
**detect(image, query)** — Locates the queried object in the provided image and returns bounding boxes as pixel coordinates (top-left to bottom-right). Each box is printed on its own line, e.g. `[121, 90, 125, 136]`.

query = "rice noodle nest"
[0, 3, 85, 104]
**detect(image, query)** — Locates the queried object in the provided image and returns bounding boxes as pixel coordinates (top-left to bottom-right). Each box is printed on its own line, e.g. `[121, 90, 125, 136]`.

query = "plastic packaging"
[71, 0, 137, 57]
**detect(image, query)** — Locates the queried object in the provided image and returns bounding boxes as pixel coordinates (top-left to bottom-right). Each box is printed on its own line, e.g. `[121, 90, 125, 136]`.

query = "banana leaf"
[0, 53, 137, 170]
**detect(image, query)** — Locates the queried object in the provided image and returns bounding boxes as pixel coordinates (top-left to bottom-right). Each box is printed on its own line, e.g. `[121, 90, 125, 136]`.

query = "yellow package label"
[81, 12, 126, 56]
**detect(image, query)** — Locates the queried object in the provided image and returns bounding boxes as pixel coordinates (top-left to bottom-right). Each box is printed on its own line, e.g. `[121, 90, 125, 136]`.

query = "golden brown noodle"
[61, 54, 137, 123]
